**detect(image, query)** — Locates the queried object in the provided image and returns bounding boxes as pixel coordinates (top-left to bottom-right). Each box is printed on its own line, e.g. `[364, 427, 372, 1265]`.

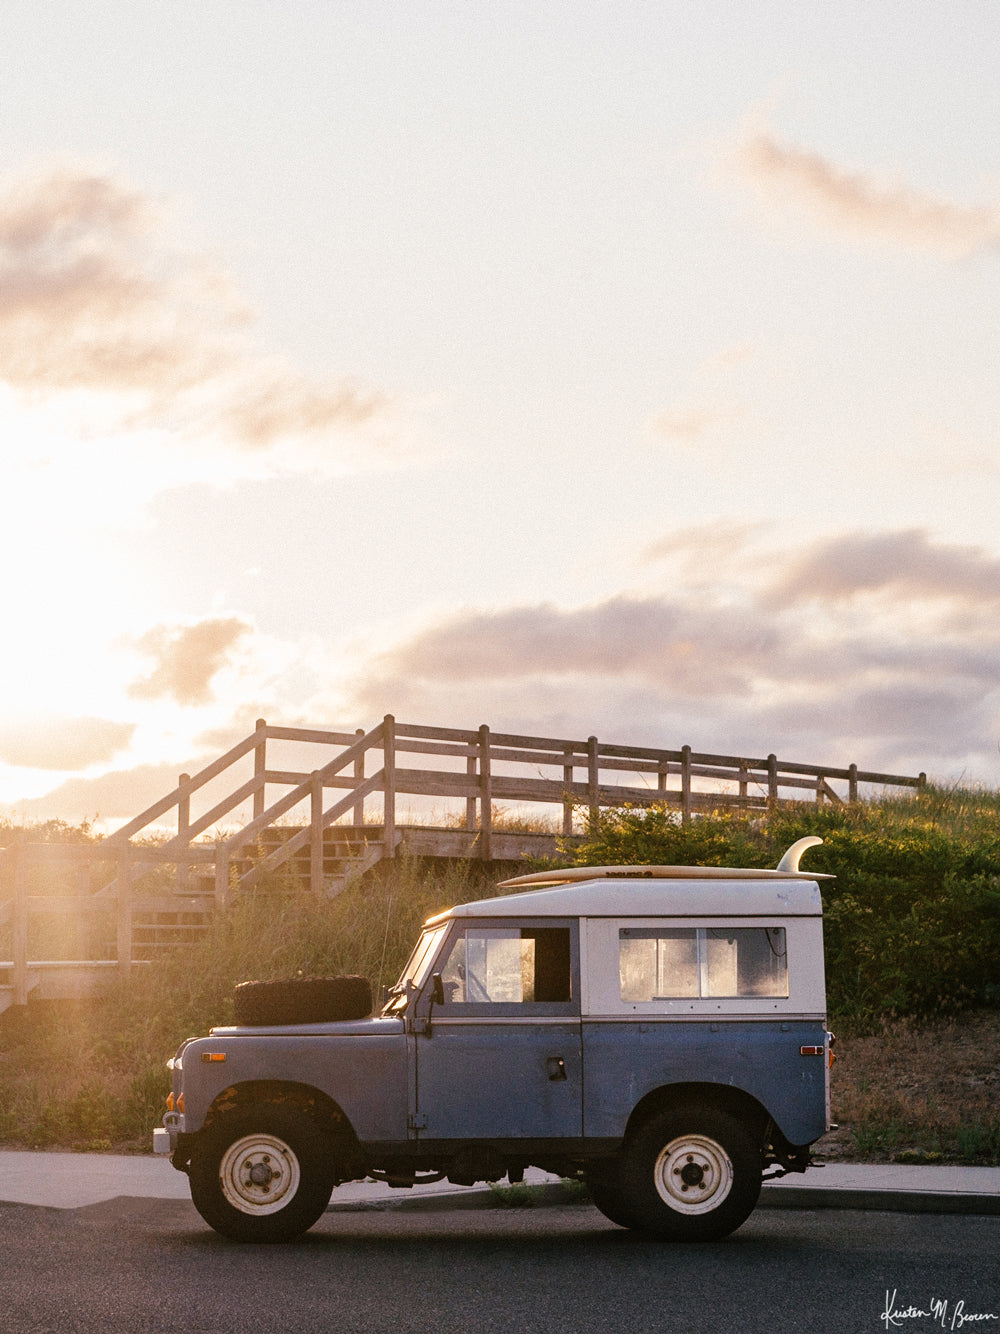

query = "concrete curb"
[326, 1180, 583, 1215]
[758, 1185, 1000, 1216]
[327, 1179, 1000, 1219]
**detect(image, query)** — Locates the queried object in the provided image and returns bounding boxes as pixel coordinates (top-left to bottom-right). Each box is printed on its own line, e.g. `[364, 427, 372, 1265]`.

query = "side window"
[439, 927, 572, 1004]
[619, 927, 788, 1001]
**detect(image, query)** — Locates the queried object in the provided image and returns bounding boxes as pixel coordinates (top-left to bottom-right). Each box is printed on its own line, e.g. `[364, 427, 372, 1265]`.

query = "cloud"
[652, 403, 738, 443]
[343, 526, 1000, 782]
[766, 529, 1000, 607]
[128, 616, 253, 706]
[648, 342, 772, 454]
[0, 716, 135, 771]
[361, 597, 779, 699]
[10, 526, 1000, 821]
[0, 164, 397, 457]
[0, 758, 208, 823]
[724, 116, 1000, 257]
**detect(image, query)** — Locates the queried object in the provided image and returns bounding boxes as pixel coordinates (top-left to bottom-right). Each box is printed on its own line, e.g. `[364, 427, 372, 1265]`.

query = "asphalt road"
[1, 1197, 997, 1334]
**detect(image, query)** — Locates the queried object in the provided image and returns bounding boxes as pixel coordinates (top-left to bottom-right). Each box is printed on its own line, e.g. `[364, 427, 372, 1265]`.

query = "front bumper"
[153, 1111, 185, 1155]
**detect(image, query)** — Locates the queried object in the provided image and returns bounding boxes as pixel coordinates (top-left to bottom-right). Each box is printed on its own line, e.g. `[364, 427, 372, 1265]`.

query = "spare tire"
[233, 975, 373, 1026]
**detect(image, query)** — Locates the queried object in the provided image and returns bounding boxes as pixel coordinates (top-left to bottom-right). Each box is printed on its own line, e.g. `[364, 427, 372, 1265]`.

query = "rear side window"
[439, 927, 572, 1004]
[619, 927, 788, 1000]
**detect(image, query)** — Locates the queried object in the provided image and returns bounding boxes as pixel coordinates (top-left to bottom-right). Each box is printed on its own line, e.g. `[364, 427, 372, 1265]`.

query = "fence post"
[478, 724, 492, 861]
[848, 763, 858, 803]
[214, 841, 231, 908]
[815, 772, 826, 807]
[310, 770, 324, 893]
[587, 736, 600, 831]
[767, 754, 779, 807]
[562, 748, 575, 837]
[74, 855, 90, 961]
[117, 846, 133, 979]
[353, 728, 366, 827]
[177, 772, 191, 894]
[738, 763, 749, 805]
[681, 746, 692, 823]
[13, 846, 28, 1006]
[253, 718, 267, 820]
[918, 772, 927, 792]
[466, 747, 477, 832]
[383, 715, 396, 858]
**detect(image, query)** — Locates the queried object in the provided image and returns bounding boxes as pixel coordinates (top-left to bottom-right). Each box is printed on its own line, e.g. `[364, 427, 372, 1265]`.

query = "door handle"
[546, 1056, 567, 1081]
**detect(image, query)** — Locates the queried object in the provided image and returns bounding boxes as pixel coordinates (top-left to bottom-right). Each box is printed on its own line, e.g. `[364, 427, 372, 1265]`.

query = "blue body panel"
[415, 1021, 583, 1139]
[582, 1019, 828, 1146]
[179, 1019, 409, 1141]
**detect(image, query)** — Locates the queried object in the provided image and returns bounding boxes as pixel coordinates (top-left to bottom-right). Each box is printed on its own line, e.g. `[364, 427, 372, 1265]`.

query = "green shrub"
[564, 790, 1000, 1024]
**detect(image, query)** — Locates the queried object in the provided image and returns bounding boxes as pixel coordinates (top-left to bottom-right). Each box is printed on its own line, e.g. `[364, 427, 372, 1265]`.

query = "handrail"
[103, 731, 261, 844]
[80, 713, 925, 860]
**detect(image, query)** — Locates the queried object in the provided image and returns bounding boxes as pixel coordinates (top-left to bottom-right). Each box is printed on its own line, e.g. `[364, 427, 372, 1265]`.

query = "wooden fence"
[0, 716, 924, 1009]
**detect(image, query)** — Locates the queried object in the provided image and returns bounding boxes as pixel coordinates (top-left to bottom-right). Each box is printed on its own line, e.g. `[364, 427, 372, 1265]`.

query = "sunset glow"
[2, 3, 999, 824]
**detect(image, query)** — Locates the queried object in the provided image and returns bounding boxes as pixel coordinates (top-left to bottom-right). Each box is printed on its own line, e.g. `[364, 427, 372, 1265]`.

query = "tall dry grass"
[0, 856, 511, 1150]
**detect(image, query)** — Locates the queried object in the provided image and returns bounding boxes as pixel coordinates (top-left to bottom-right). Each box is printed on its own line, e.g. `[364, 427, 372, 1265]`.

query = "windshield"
[384, 924, 448, 1011]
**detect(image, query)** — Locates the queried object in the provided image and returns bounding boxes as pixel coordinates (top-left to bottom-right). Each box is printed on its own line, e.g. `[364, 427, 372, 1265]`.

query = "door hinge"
[408, 1113, 428, 1131]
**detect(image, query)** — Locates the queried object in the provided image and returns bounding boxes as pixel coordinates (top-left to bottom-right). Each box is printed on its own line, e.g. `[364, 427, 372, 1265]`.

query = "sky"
[2, 1, 1000, 825]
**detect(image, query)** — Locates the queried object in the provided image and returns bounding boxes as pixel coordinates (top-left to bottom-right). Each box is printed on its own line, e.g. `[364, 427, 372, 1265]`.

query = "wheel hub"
[248, 1159, 276, 1189]
[679, 1158, 706, 1188]
[219, 1133, 300, 1216]
[654, 1134, 735, 1215]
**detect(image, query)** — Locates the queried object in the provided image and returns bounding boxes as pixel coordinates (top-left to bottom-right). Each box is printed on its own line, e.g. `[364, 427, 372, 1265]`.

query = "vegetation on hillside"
[0, 856, 513, 1151]
[563, 786, 1000, 1024]
[1, 786, 999, 1160]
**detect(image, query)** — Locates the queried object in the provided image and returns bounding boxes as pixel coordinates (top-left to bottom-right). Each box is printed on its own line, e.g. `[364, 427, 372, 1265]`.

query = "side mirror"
[430, 972, 445, 1006]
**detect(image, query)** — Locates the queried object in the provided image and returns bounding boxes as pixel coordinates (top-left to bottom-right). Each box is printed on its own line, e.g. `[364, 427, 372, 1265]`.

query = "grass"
[822, 1008, 1000, 1165]
[0, 855, 518, 1151]
[488, 1179, 591, 1207]
[3, 788, 1000, 1162]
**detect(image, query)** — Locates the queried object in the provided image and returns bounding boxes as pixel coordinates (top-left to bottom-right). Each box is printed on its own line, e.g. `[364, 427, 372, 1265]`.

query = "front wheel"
[613, 1106, 761, 1241]
[189, 1105, 335, 1242]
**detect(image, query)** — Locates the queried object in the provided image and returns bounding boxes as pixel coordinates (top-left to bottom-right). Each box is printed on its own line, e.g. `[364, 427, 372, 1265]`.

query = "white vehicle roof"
[425, 838, 830, 924]
[430, 875, 823, 922]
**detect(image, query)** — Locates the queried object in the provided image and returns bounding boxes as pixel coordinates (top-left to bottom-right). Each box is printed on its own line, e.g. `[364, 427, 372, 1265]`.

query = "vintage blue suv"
[155, 836, 834, 1242]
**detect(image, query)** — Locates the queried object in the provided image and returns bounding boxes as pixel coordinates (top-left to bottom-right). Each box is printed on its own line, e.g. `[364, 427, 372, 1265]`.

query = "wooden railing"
[0, 716, 925, 1008]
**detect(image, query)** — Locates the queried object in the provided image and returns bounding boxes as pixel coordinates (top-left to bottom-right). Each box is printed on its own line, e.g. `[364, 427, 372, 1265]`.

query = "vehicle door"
[412, 918, 582, 1140]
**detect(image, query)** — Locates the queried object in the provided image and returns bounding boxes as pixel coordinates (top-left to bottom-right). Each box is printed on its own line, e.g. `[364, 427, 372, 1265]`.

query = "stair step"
[0, 970, 42, 1012]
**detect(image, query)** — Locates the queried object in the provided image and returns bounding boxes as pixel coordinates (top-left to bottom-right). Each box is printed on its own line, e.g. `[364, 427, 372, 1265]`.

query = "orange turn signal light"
[165, 1092, 175, 1111]
[201, 1052, 227, 1063]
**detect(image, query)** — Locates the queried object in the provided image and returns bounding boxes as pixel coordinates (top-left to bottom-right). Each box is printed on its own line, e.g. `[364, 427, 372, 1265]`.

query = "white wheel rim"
[654, 1134, 734, 1215]
[219, 1132, 300, 1216]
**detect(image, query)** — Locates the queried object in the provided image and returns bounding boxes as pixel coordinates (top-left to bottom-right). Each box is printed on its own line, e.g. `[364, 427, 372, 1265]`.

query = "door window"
[438, 927, 572, 1004]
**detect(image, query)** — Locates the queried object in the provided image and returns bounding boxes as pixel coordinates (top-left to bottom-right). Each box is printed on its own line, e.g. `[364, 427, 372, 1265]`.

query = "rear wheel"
[613, 1106, 761, 1241]
[189, 1105, 335, 1242]
[584, 1159, 637, 1229]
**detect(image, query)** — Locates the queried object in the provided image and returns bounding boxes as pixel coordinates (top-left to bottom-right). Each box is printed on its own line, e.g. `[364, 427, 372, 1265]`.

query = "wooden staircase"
[0, 967, 39, 1016]
[126, 829, 386, 958]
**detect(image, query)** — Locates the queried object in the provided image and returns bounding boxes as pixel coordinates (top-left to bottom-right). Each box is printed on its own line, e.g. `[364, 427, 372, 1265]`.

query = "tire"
[189, 1105, 336, 1242]
[233, 975, 372, 1026]
[584, 1159, 638, 1229]
[613, 1106, 762, 1241]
